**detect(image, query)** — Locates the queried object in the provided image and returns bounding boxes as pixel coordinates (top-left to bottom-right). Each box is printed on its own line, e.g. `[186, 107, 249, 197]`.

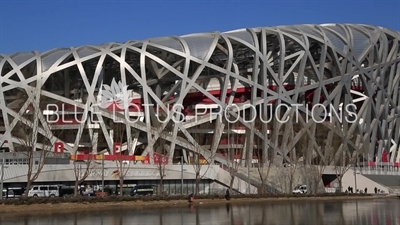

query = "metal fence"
[357, 166, 400, 175]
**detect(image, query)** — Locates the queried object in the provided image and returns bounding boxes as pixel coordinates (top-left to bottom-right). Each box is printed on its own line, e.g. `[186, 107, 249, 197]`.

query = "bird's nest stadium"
[1, 23, 400, 168]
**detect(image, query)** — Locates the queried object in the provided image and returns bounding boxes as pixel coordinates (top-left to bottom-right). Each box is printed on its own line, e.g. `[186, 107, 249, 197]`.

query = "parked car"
[130, 185, 155, 196]
[293, 185, 308, 194]
[28, 185, 60, 198]
[58, 185, 75, 197]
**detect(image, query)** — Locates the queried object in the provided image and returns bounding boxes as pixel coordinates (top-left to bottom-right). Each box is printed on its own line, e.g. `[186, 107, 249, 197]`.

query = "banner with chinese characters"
[153, 152, 169, 165]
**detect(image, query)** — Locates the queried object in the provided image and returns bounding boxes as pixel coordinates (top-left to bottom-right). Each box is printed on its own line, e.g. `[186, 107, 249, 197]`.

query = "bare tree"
[279, 157, 303, 194]
[225, 120, 241, 193]
[112, 122, 131, 196]
[73, 160, 95, 196]
[153, 132, 169, 195]
[332, 138, 348, 192]
[332, 130, 360, 193]
[294, 118, 335, 194]
[288, 164, 301, 194]
[255, 112, 302, 194]
[191, 125, 213, 195]
[283, 115, 305, 194]
[304, 140, 330, 195]
[22, 145, 50, 197]
[300, 123, 327, 194]
[72, 129, 97, 196]
[13, 107, 54, 197]
[254, 129, 273, 194]
[192, 151, 211, 195]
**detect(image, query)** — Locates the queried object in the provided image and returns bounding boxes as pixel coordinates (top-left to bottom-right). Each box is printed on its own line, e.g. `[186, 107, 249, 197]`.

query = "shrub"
[0, 192, 372, 206]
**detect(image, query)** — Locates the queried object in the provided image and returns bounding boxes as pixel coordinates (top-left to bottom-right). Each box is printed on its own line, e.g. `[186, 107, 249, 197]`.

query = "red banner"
[382, 152, 389, 162]
[153, 152, 169, 165]
[70, 154, 149, 161]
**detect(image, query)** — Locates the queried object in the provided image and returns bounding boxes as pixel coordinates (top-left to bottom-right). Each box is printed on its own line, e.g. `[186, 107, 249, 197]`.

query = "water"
[1, 199, 399, 225]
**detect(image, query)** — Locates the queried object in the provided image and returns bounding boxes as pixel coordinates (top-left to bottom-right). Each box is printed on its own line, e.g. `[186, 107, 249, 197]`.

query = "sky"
[0, 0, 399, 55]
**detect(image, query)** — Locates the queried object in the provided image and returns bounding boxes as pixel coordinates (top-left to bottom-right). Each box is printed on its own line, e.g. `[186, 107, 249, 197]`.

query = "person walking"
[188, 193, 194, 203]
[225, 189, 231, 200]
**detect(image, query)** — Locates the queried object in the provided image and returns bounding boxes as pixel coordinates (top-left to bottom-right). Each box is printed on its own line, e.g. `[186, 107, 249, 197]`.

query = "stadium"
[0, 23, 400, 194]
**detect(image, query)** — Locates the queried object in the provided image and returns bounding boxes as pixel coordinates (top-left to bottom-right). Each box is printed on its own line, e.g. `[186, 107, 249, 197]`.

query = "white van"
[293, 184, 308, 194]
[28, 185, 60, 198]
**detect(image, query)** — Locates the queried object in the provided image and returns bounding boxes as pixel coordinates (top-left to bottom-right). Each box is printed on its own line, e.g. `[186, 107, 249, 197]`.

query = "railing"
[387, 186, 400, 194]
[235, 169, 281, 194]
[357, 166, 400, 175]
[219, 163, 281, 194]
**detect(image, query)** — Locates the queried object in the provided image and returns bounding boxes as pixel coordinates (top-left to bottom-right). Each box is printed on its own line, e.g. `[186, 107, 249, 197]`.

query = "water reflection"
[1, 199, 400, 225]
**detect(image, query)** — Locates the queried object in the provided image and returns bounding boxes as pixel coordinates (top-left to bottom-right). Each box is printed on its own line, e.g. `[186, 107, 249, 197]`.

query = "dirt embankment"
[0, 194, 393, 217]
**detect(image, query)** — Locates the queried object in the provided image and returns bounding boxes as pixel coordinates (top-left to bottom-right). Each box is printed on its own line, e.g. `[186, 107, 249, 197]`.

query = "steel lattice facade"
[0, 23, 400, 167]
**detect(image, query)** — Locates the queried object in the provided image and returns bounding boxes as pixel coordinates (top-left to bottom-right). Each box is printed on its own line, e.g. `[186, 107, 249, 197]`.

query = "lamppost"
[101, 152, 105, 195]
[181, 156, 183, 195]
[0, 149, 5, 200]
[353, 156, 358, 192]
[227, 112, 230, 175]
[247, 161, 250, 194]
[351, 147, 360, 193]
